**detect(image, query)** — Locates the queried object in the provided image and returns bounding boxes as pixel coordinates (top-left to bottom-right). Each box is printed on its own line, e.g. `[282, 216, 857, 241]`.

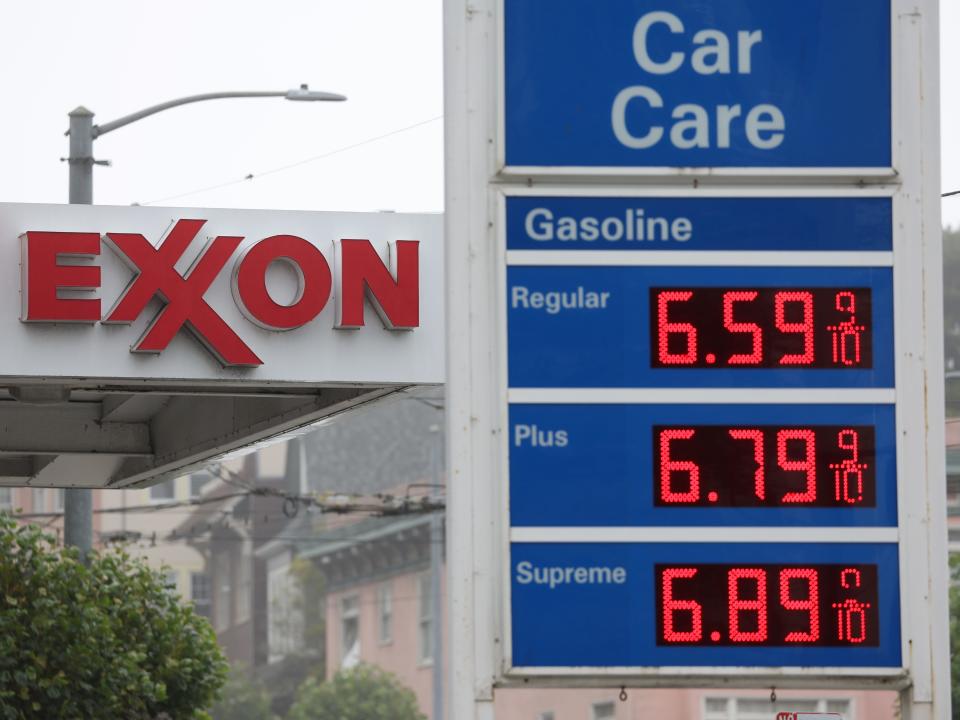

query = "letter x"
[105, 219, 262, 367]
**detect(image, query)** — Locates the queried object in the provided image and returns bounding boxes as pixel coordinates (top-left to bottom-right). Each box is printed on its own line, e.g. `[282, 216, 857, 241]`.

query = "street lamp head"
[285, 84, 347, 102]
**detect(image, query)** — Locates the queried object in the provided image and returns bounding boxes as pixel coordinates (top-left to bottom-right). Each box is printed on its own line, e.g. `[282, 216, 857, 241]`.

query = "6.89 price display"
[655, 564, 879, 647]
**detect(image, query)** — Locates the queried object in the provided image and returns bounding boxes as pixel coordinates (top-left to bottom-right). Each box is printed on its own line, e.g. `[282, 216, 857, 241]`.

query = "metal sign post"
[444, 0, 948, 718]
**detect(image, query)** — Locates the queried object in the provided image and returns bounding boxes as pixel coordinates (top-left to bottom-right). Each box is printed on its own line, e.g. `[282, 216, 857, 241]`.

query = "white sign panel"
[0, 203, 443, 385]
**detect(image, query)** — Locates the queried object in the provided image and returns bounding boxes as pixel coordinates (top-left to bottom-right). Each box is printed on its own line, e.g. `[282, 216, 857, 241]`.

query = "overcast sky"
[0, 1, 957, 224]
[0, 0, 443, 214]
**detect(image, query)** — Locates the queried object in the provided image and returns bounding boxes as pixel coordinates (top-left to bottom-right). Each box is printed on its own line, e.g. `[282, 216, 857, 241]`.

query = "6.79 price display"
[653, 425, 876, 507]
[656, 564, 879, 647]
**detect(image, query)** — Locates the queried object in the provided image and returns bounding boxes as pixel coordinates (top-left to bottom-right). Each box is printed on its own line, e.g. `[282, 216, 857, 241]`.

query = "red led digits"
[653, 425, 876, 508]
[655, 564, 878, 647]
[779, 569, 820, 642]
[827, 291, 866, 366]
[833, 569, 871, 645]
[657, 291, 697, 365]
[660, 429, 700, 503]
[729, 428, 765, 500]
[774, 291, 815, 365]
[728, 568, 768, 642]
[662, 568, 703, 642]
[723, 291, 762, 364]
[649, 287, 872, 369]
[830, 429, 867, 504]
[833, 599, 872, 642]
[777, 429, 817, 503]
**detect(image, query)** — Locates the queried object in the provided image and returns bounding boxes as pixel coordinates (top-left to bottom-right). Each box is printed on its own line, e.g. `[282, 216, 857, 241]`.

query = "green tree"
[0, 515, 228, 719]
[209, 667, 276, 720]
[287, 664, 425, 720]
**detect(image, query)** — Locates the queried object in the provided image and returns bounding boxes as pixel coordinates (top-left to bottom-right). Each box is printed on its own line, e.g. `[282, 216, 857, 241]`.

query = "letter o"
[232, 235, 331, 330]
[601, 217, 625, 241]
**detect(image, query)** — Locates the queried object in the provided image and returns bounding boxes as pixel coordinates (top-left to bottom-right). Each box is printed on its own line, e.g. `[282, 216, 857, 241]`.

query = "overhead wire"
[135, 114, 443, 206]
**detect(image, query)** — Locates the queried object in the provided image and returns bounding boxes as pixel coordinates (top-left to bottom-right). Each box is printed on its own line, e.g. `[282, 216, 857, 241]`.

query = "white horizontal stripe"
[501, 165, 899, 179]
[498, 185, 899, 198]
[507, 388, 896, 405]
[506, 250, 893, 267]
[510, 526, 899, 544]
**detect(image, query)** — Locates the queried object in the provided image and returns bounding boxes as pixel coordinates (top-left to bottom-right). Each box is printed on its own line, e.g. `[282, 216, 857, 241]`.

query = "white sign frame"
[444, 0, 948, 718]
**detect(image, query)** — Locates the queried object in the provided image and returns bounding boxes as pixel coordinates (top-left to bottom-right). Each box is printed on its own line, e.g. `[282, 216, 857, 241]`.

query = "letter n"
[335, 239, 419, 329]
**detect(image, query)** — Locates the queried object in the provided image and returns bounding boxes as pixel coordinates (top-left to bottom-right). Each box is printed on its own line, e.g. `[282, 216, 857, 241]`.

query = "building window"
[190, 471, 213, 499]
[267, 557, 304, 663]
[826, 700, 852, 715]
[149, 480, 175, 502]
[0, 488, 11, 510]
[418, 572, 433, 663]
[53, 489, 64, 512]
[340, 594, 361, 668]
[191, 572, 212, 618]
[378, 582, 393, 644]
[164, 570, 179, 594]
[538, 713, 556, 720]
[592, 701, 616, 720]
[703, 697, 851, 720]
[31, 488, 45, 511]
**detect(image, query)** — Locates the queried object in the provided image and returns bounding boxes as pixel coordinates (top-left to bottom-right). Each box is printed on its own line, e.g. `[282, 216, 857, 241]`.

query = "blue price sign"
[501, 194, 903, 675]
[507, 265, 895, 388]
[503, 0, 891, 169]
[510, 542, 901, 668]
[509, 404, 897, 528]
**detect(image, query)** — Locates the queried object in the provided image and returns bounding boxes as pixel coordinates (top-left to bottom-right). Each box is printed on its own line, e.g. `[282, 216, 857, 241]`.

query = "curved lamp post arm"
[65, 86, 347, 138]
[94, 87, 347, 138]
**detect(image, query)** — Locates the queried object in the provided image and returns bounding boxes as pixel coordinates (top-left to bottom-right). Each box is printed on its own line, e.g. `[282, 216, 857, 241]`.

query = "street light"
[66, 84, 347, 203]
[62, 84, 346, 556]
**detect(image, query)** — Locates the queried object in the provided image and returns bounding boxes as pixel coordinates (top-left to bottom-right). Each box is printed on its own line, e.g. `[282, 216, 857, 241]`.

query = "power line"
[136, 114, 443, 206]
[8, 486, 443, 521]
[945, 190, 960, 198]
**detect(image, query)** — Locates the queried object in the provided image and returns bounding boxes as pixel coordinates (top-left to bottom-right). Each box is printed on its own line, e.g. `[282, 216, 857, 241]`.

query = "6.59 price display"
[651, 287, 872, 369]
[656, 564, 879, 647]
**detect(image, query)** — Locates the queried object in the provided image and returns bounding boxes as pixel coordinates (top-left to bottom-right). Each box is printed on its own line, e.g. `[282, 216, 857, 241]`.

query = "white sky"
[0, 0, 443, 214]
[0, 1, 956, 225]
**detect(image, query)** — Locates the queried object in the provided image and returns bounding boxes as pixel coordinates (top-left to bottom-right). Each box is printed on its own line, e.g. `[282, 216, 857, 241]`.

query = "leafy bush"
[0, 515, 228, 719]
[209, 666, 276, 720]
[287, 664, 425, 720]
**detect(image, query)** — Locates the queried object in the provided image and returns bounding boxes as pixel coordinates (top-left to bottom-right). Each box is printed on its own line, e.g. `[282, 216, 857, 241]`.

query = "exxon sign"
[2, 204, 443, 385]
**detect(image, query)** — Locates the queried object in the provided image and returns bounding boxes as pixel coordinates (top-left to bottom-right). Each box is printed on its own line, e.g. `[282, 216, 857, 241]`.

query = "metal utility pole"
[429, 422, 445, 720]
[61, 87, 346, 559]
[62, 106, 95, 559]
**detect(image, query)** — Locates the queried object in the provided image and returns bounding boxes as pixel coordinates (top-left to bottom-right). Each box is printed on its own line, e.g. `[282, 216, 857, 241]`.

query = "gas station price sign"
[651, 287, 872, 369]
[509, 402, 896, 528]
[655, 563, 878, 647]
[507, 265, 894, 389]
[653, 424, 876, 508]
[502, 194, 904, 673]
[508, 542, 902, 668]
